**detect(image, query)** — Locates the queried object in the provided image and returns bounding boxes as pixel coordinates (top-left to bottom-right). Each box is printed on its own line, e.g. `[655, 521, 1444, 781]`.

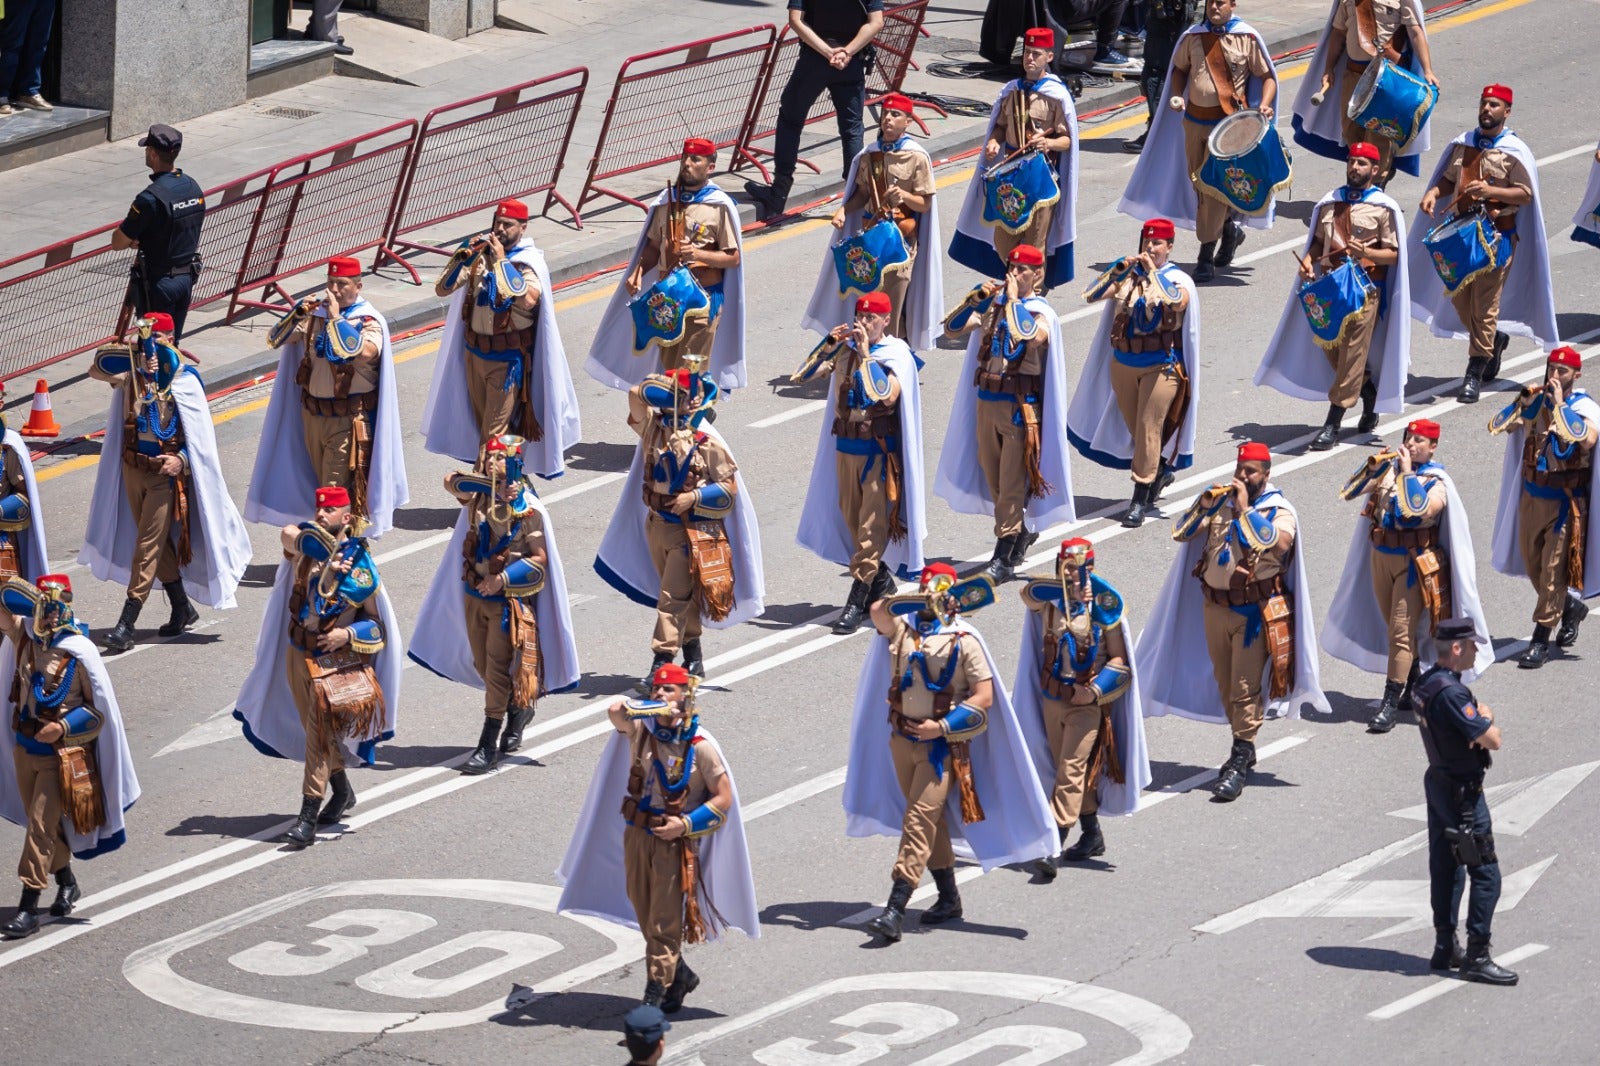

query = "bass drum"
[1197, 109, 1293, 216]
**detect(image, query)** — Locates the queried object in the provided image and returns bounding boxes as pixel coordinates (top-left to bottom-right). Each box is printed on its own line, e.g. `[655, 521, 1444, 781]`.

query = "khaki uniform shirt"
[887, 621, 991, 720]
[976, 302, 1048, 381]
[640, 415, 739, 506]
[1023, 587, 1129, 682]
[832, 344, 900, 436]
[450, 482, 547, 585]
[305, 311, 382, 398]
[13, 642, 101, 746]
[288, 549, 380, 649]
[2, 447, 24, 497]
[1175, 30, 1271, 109]
[465, 256, 538, 337]
[1368, 466, 1446, 529]
[1309, 193, 1399, 263]
[1523, 404, 1596, 479]
[646, 196, 739, 289]
[842, 146, 936, 249]
[1331, 0, 1418, 62]
[995, 85, 1070, 147]
[1107, 270, 1191, 351]
[1199, 503, 1297, 590]
[629, 719, 727, 813]
[1441, 141, 1533, 223]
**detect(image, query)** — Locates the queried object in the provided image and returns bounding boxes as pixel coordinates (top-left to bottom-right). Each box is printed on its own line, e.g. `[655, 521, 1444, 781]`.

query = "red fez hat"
[1406, 418, 1441, 441]
[484, 437, 507, 454]
[1237, 441, 1272, 464]
[1141, 217, 1176, 242]
[1008, 243, 1045, 266]
[327, 257, 361, 278]
[669, 368, 695, 389]
[36, 573, 71, 594]
[1023, 27, 1054, 49]
[881, 93, 914, 115]
[1549, 345, 1582, 369]
[1348, 141, 1382, 162]
[143, 311, 176, 333]
[1481, 84, 1513, 105]
[1059, 537, 1095, 564]
[652, 663, 692, 687]
[316, 485, 352, 509]
[494, 198, 529, 221]
[855, 291, 892, 314]
[682, 137, 716, 158]
[920, 562, 959, 588]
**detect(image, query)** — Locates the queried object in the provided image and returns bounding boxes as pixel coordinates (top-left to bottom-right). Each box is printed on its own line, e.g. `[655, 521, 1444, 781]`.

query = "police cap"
[1434, 617, 1477, 642]
[138, 123, 183, 152]
[623, 1004, 671, 1042]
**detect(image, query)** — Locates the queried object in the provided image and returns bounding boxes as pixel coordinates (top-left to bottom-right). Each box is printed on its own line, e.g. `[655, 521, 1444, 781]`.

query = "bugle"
[1488, 384, 1545, 435]
[792, 332, 846, 384]
[942, 282, 1000, 333]
[1340, 448, 1399, 500]
[1173, 483, 1233, 541]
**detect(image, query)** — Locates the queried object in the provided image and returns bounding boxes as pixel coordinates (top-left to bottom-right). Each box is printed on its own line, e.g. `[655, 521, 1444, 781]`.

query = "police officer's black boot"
[642, 980, 667, 1007]
[681, 639, 705, 678]
[318, 770, 357, 825]
[158, 579, 198, 637]
[1009, 525, 1039, 568]
[1429, 926, 1464, 970]
[1120, 481, 1154, 528]
[1484, 330, 1509, 383]
[1194, 241, 1217, 284]
[1062, 811, 1106, 860]
[1400, 661, 1422, 712]
[1368, 680, 1404, 734]
[983, 535, 1018, 584]
[1458, 356, 1488, 404]
[1357, 379, 1380, 434]
[868, 562, 896, 605]
[640, 652, 673, 693]
[284, 796, 321, 847]
[1517, 624, 1552, 669]
[50, 865, 80, 917]
[103, 596, 142, 652]
[1557, 593, 1589, 648]
[865, 878, 915, 942]
[920, 867, 963, 925]
[501, 699, 535, 754]
[662, 958, 699, 1015]
[1307, 405, 1345, 451]
[833, 578, 872, 635]
[461, 716, 504, 775]
[1212, 739, 1253, 802]
[1, 888, 41, 939]
[1460, 938, 1519, 985]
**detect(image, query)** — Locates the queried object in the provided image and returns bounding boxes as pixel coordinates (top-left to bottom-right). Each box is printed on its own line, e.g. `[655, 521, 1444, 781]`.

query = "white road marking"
[1536, 143, 1597, 167]
[99, 619, 221, 667]
[749, 399, 826, 429]
[1385, 760, 1600, 836]
[743, 767, 850, 821]
[1366, 943, 1549, 1020]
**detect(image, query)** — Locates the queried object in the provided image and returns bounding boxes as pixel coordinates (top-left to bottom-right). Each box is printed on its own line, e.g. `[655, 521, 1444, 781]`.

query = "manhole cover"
[260, 106, 318, 120]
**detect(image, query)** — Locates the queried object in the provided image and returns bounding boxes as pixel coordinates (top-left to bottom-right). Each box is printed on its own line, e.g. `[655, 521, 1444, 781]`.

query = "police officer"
[1125, 0, 1202, 154]
[622, 1003, 671, 1065]
[110, 124, 205, 343]
[1413, 617, 1518, 985]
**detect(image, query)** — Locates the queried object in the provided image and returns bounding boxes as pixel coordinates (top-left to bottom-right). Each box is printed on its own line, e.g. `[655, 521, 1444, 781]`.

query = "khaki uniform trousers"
[1183, 118, 1232, 244]
[882, 252, 915, 338]
[285, 649, 346, 799]
[890, 732, 955, 885]
[1339, 66, 1396, 177]
[837, 449, 891, 582]
[1448, 250, 1514, 362]
[646, 515, 701, 655]
[1041, 696, 1101, 828]
[975, 397, 1030, 537]
[122, 460, 182, 602]
[1371, 547, 1423, 684]
[464, 595, 517, 719]
[624, 824, 688, 986]
[1111, 357, 1182, 484]
[465, 352, 518, 444]
[1324, 301, 1381, 408]
[303, 409, 362, 493]
[13, 748, 70, 890]
[1518, 493, 1582, 627]
[994, 205, 1054, 268]
[1202, 598, 1269, 741]
[658, 310, 720, 374]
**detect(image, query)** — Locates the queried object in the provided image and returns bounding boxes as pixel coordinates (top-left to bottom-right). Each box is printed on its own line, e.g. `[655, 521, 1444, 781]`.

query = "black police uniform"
[119, 169, 206, 342]
[1138, 0, 1201, 133]
[776, 0, 884, 188]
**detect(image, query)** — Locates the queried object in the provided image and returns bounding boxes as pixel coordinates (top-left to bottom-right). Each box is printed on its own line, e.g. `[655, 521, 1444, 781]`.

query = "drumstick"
[1310, 91, 1326, 106]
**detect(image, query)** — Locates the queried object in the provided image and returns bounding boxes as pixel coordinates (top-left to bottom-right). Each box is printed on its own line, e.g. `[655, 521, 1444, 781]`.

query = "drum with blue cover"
[1298, 258, 1377, 350]
[831, 218, 912, 298]
[981, 151, 1060, 234]
[1198, 109, 1293, 217]
[1348, 59, 1438, 154]
[629, 265, 711, 353]
[1422, 210, 1510, 294]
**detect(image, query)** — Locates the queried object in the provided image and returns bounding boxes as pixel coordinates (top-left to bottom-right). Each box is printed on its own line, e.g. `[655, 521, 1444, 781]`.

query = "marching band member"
[936, 244, 1073, 584]
[0, 382, 49, 588]
[1137, 443, 1328, 802]
[1572, 142, 1600, 249]
[0, 575, 137, 940]
[1488, 347, 1600, 669]
[408, 436, 581, 775]
[423, 199, 581, 477]
[1323, 420, 1492, 733]
[1119, 0, 1281, 283]
[844, 564, 1054, 942]
[795, 292, 926, 635]
[1067, 217, 1201, 528]
[596, 368, 764, 686]
[558, 666, 758, 1013]
[803, 94, 941, 351]
[1255, 142, 1409, 450]
[1411, 85, 1557, 404]
[1014, 540, 1151, 873]
[234, 486, 403, 848]
[247, 257, 409, 535]
[84, 312, 251, 652]
[587, 139, 747, 392]
[948, 28, 1079, 290]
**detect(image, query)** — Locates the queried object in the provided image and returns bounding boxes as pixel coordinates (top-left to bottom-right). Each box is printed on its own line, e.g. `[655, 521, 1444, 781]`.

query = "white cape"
[406, 498, 581, 696]
[1066, 265, 1203, 472]
[1572, 140, 1600, 247]
[1490, 391, 1600, 599]
[1014, 607, 1152, 816]
[1, 427, 49, 583]
[1322, 464, 1493, 682]
[802, 140, 945, 352]
[1254, 187, 1411, 415]
[556, 726, 760, 941]
[0, 631, 139, 859]
[1136, 486, 1331, 722]
[842, 619, 1057, 869]
[585, 184, 748, 392]
[934, 296, 1075, 528]
[243, 298, 410, 537]
[594, 424, 765, 628]
[420, 242, 581, 478]
[1119, 20, 1280, 232]
[77, 367, 252, 608]
[234, 558, 404, 764]
[1407, 129, 1558, 349]
[795, 337, 927, 579]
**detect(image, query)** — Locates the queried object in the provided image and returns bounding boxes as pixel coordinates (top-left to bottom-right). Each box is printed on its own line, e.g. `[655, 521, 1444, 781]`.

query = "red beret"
[881, 93, 914, 115]
[143, 311, 176, 333]
[1237, 441, 1272, 464]
[1406, 419, 1441, 441]
[1348, 141, 1382, 162]
[1023, 27, 1054, 49]
[920, 562, 959, 589]
[1549, 345, 1582, 369]
[1141, 217, 1176, 242]
[855, 291, 892, 314]
[1008, 243, 1045, 266]
[494, 198, 529, 221]
[1059, 537, 1094, 564]
[327, 256, 362, 278]
[316, 485, 352, 509]
[652, 663, 692, 686]
[1481, 84, 1513, 105]
[682, 137, 716, 158]
[36, 573, 71, 595]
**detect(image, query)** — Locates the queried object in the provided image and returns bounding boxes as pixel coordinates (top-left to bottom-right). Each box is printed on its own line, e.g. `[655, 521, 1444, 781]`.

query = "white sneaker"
[0, 100, 15, 117]
[14, 94, 53, 111]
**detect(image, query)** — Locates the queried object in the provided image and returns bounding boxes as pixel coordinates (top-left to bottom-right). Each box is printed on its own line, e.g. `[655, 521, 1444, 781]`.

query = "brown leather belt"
[1370, 525, 1440, 550]
[1112, 330, 1183, 355]
[1525, 467, 1590, 490]
[833, 413, 896, 440]
[288, 619, 318, 653]
[973, 369, 1043, 394]
[1186, 101, 1228, 123]
[1201, 574, 1284, 607]
[302, 391, 378, 418]
[1039, 668, 1091, 701]
[123, 448, 182, 472]
[464, 325, 534, 353]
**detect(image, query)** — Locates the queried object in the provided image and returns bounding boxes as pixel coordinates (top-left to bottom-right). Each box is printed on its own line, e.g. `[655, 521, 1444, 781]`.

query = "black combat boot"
[461, 716, 504, 775]
[1307, 404, 1346, 451]
[833, 578, 872, 635]
[640, 652, 673, 693]
[318, 770, 357, 825]
[284, 796, 321, 847]
[1430, 926, 1464, 970]
[1214, 220, 1245, 267]
[1029, 848, 1058, 881]
[868, 562, 896, 604]
[1458, 356, 1488, 404]
[743, 177, 791, 218]
[103, 596, 142, 652]
[1153, 460, 1176, 501]
[1460, 938, 1519, 985]
[1399, 661, 1422, 712]
[681, 638, 705, 678]
[1484, 330, 1508, 382]
[642, 980, 667, 1007]
[50, 865, 80, 918]
[1368, 680, 1404, 734]
[1194, 241, 1217, 283]
[1120, 481, 1154, 528]
[158, 579, 199, 637]
[1123, 129, 1148, 154]
[1557, 593, 1589, 648]
[662, 959, 699, 1015]
[1518, 624, 1552, 669]
[1062, 811, 1106, 860]
[983, 535, 1018, 584]
[1009, 525, 1039, 568]
[1357, 379, 1380, 433]
[865, 878, 915, 942]
[1212, 739, 1253, 802]
[920, 867, 963, 925]
[501, 701, 535, 754]
[1, 888, 41, 939]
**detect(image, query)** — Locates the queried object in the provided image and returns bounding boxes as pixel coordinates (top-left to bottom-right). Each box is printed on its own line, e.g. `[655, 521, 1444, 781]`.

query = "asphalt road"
[2, 1, 1598, 1062]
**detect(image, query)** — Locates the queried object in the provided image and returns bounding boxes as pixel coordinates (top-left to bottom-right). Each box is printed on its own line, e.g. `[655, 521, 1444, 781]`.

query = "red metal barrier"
[577, 25, 777, 215]
[0, 222, 133, 380]
[385, 67, 589, 259]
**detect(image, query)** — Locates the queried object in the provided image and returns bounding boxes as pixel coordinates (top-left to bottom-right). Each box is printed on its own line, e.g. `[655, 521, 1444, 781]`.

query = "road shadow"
[1556, 310, 1600, 338]
[1225, 422, 1316, 451]
[495, 989, 725, 1031]
[1275, 198, 1316, 224]
[388, 506, 458, 533]
[1320, 689, 1383, 726]
[574, 672, 649, 700]
[1307, 944, 1436, 977]
[896, 916, 1030, 941]
[239, 562, 280, 588]
[565, 441, 637, 474]
[166, 812, 291, 840]
[766, 372, 828, 401]
[1149, 760, 1214, 789]
[377, 743, 470, 770]
[761, 899, 872, 932]
[746, 601, 834, 628]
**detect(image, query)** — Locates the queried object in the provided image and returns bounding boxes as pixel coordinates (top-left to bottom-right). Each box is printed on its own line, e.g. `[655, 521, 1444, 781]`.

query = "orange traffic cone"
[20, 379, 60, 438]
